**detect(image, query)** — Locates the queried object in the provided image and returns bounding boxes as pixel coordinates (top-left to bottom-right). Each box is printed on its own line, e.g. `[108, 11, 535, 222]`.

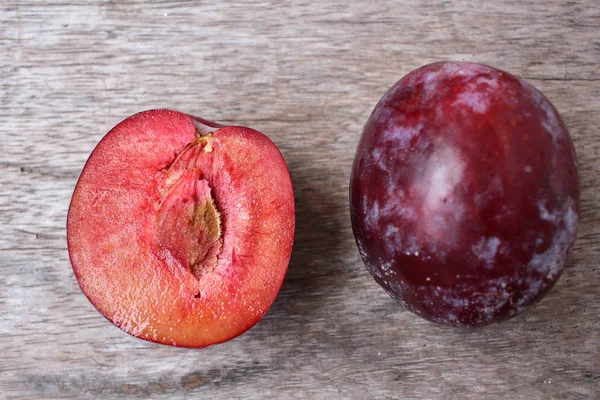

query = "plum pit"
[155, 138, 223, 281]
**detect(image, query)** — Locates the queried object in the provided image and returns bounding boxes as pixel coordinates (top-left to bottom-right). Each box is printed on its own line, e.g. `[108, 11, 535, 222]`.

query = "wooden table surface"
[1, 1, 598, 399]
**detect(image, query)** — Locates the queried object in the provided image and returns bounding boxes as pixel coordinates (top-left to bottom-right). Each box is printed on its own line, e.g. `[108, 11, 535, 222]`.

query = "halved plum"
[67, 109, 295, 347]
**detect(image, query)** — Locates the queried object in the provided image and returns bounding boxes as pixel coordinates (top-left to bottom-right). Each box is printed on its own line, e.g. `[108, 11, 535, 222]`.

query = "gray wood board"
[1, 1, 598, 399]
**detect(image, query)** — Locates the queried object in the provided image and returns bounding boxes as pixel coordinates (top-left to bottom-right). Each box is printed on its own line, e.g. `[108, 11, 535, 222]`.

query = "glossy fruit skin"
[67, 110, 295, 347]
[350, 62, 579, 327]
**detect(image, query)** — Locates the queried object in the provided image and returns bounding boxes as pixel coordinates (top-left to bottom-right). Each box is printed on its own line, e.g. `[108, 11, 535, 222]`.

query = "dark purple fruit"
[350, 61, 579, 327]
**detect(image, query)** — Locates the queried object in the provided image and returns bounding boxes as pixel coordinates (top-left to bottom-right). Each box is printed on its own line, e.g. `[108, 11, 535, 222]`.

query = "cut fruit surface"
[67, 110, 295, 347]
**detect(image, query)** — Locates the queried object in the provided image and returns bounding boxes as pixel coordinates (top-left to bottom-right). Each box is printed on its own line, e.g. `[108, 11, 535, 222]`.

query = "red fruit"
[350, 62, 579, 327]
[67, 110, 295, 347]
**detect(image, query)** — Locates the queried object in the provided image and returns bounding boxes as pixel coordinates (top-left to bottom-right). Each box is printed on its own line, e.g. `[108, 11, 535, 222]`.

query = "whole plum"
[350, 61, 579, 327]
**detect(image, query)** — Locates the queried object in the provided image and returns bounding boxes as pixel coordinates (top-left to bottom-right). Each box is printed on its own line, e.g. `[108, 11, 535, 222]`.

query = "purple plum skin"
[350, 61, 579, 327]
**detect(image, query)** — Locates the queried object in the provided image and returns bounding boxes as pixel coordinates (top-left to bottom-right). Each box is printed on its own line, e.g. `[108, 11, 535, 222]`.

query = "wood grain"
[1, 1, 598, 399]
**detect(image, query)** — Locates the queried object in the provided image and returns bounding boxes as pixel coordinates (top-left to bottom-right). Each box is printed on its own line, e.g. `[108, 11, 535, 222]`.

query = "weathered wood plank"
[1, 1, 598, 399]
